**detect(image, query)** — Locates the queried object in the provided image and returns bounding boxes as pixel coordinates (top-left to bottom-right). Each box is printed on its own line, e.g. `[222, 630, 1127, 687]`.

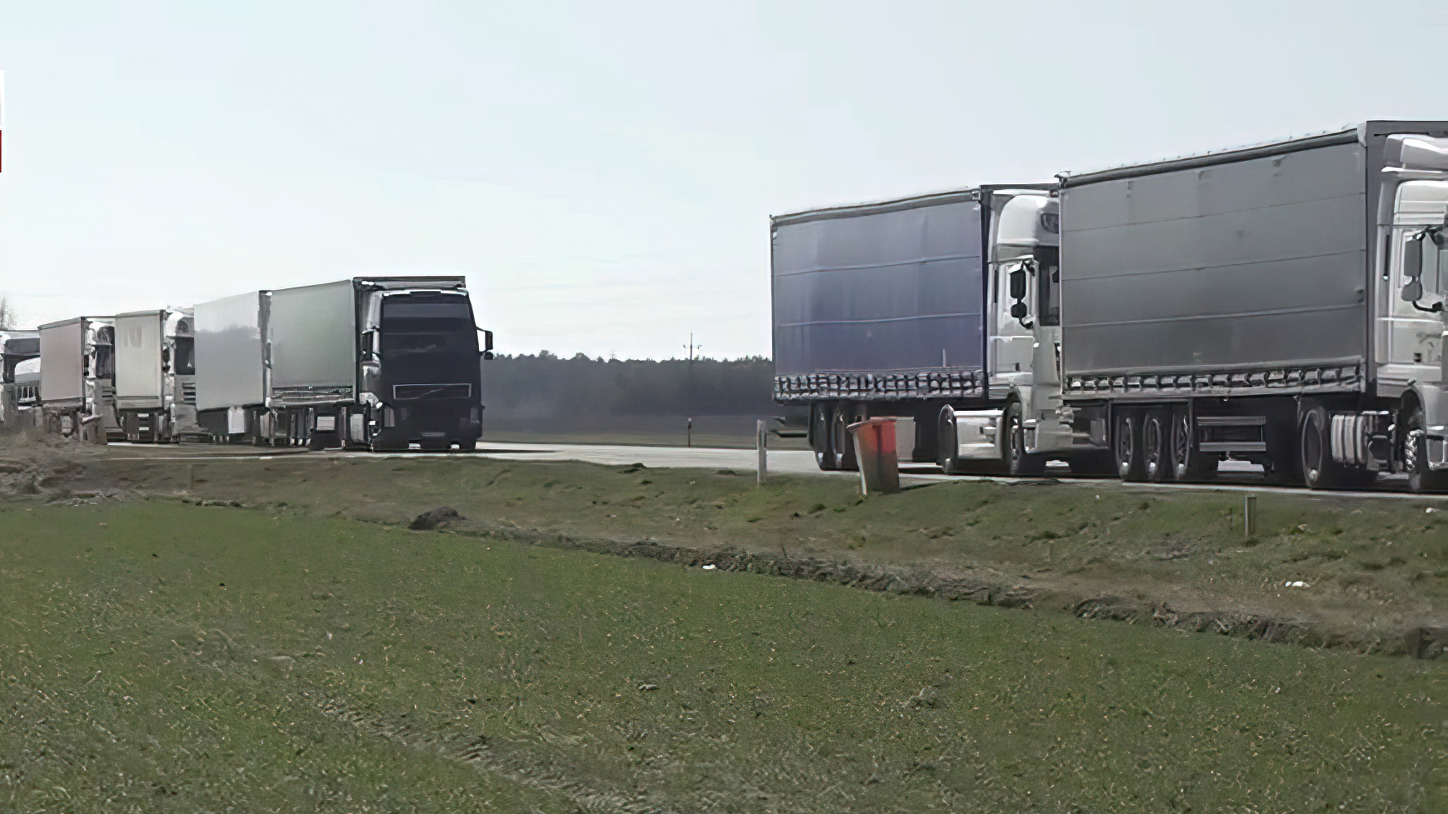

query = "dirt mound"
[0, 430, 115, 502]
[409, 506, 465, 530]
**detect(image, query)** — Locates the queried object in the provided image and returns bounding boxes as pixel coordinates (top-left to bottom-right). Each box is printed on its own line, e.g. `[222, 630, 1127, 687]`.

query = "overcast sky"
[2, 0, 1447, 359]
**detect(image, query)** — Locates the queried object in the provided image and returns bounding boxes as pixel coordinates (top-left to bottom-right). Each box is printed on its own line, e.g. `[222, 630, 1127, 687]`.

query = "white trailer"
[114, 309, 202, 442]
[194, 291, 267, 440]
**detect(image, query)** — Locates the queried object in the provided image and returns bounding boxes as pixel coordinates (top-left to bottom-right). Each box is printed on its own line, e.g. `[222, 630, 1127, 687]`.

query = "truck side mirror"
[1009, 267, 1028, 301]
[1010, 302, 1028, 320]
[480, 329, 494, 360]
[1402, 280, 1424, 302]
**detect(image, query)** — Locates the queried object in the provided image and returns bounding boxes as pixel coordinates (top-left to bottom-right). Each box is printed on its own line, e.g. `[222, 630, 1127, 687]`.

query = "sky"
[2, 0, 1447, 359]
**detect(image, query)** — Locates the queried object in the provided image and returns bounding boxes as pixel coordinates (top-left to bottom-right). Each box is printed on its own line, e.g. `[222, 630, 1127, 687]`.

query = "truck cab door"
[990, 261, 1034, 390]
[1381, 180, 1448, 386]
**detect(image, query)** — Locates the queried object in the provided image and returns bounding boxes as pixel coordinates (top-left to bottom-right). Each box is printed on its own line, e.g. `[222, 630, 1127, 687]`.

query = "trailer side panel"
[772, 197, 985, 401]
[115, 311, 165, 408]
[195, 292, 266, 411]
[268, 280, 356, 405]
[39, 320, 85, 407]
[1060, 140, 1368, 397]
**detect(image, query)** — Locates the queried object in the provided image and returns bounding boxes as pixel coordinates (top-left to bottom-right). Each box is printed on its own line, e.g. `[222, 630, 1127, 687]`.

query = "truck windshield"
[173, 336, 196, 375]
[380, 299, 478, 381]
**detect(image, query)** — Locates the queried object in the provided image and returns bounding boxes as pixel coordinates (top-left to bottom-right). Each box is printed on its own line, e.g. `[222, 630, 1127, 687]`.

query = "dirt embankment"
[7, 437, 1448, 659]
[0, 431, 123, 503]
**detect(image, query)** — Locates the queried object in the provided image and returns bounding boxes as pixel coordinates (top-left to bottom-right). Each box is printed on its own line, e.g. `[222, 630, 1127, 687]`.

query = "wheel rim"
[1145, 417, 1162, 477]
[1303, 415, 1322, 484]
[832, 410, 847, 464]
[1173, 413, 1190, 476]
[1009, 412, 1023, 465]
[1116, 416, 1134, 472]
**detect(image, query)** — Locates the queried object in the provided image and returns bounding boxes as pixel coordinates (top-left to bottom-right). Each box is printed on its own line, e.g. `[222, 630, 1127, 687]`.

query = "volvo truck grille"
[393, 383, 472, 401]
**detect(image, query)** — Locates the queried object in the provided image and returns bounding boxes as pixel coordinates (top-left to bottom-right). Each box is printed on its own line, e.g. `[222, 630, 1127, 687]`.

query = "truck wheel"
[937, 407, 964, 475]
[830, 403, 858, 472]
[1300, 406, 1345, 490]
[1144, 410, 1172, 482]
[812, 403, 836, 471]
[1005, 401, 1046, 477]
[1113, 409, 1146, 482]
[1170, 408, 1217, 482]
[1404, 405, 1448, 494]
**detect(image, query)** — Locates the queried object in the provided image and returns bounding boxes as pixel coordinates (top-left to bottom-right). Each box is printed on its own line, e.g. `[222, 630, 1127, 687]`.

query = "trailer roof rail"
[772, 182, 1053, 226]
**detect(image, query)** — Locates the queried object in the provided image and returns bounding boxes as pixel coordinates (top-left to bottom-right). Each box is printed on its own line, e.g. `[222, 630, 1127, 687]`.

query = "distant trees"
[480, 354, 779, 419]
[0, 295, 17, 330]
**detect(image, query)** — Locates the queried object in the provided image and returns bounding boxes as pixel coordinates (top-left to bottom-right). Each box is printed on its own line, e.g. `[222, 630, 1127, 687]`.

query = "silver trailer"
[113, 309, 202, 442]
[1012, 120, 1448, 492]
[0, 331, 39, 430]
[37, 317, 118, 442]
[195, 277, 490, 451]
[194, 291, 268, 437]
[772, 186, 1067, 474]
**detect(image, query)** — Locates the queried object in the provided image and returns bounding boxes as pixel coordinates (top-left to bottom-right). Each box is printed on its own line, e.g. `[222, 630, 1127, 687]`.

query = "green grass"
[2, 500, 1446, 812]
[98, 454, 1448, 647]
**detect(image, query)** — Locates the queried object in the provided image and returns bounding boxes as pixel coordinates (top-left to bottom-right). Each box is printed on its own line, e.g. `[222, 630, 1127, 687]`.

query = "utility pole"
[684, 333, 701, 447]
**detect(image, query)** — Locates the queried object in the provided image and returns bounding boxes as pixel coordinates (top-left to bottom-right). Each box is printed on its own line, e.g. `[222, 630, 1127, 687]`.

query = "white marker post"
[756, 419, 767, 485]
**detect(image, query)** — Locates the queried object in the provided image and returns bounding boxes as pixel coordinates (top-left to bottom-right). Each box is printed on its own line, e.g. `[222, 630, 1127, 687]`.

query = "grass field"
[3, 499, 1446, 812]
[94, 452, 1448, 651]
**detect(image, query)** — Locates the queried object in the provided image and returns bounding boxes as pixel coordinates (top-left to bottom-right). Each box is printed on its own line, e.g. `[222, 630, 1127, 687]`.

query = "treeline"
[480, 353, 779, 419]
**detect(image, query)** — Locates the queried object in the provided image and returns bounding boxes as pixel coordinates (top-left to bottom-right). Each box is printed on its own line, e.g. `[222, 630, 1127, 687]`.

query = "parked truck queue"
[775, 120, 1448, 493]
[0, 277, 494, 452]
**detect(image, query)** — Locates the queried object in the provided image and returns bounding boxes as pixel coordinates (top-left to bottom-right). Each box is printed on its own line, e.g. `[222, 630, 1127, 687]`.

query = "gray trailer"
[37, 317, 118, 442]
[772, 186, 1068, 474]
[1016, 121, 1448, 491]
[195, 277, 490, 451]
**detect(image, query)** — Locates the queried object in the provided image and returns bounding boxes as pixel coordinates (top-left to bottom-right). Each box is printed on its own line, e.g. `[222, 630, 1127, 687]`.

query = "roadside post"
[756, 419, 767, 485]
[849, 418, 900, 495]
[1244, 494, 1257, 538]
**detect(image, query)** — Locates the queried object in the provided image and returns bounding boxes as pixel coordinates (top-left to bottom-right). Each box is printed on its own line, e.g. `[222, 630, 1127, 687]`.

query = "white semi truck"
[770, 185, 1102, 475]
[113, 308, 202, 442]
[1005, 120, 1448, 492]
[37, 317, 120, 443]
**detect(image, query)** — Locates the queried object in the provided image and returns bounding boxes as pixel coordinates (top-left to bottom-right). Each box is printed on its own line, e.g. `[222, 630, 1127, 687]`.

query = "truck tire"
[1113, 409, 1146, 482]
[812, 403, 836, 472]
[937, 407, 965, 475]
[1143, 410, 1172, 482]
[1004, 401, 1046, 477]
[830, 403, 858, 472]
[1171, 408, 1217, 482]
[1404, 405, 1448, 494]
[1300, 406, 1346, 490]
